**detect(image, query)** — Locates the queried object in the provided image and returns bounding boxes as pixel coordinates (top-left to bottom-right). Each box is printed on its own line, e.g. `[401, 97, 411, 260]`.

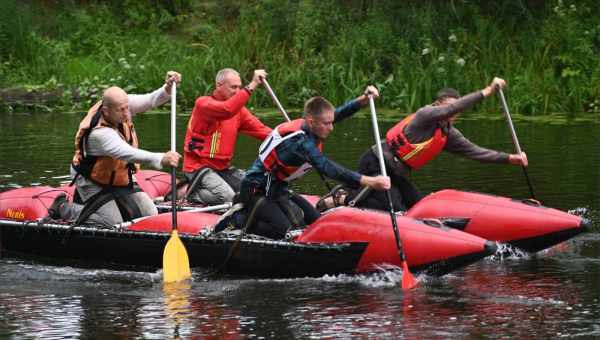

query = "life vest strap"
[75, 186, 143, 225]
[185, 167, 212, 199]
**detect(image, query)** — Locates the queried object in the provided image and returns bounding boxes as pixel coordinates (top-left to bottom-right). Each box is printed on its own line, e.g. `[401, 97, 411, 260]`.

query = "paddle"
[262, 78, 291, 122]
[261, 77, 333, 191]
[155, 202, 232, 213]
[367, 95, 417, 289]
[497, 87, 537, 201]
[163, 82, 191, 283]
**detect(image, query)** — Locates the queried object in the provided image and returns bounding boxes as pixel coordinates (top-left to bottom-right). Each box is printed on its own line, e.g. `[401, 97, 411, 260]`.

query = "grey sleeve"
[444, 127, 509, 163]
[412, 90, 485, 126]
[87, 128, 165, 169]
[128, 85, 170, 116]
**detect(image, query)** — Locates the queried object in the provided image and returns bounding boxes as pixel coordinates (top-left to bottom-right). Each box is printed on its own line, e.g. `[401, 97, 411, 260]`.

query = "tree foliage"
[1, 0, 599, 114]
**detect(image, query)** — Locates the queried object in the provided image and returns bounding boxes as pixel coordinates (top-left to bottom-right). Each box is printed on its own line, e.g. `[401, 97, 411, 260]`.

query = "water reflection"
[1, 112, 599, 338]
[163, 281, 192, 339]
[272, 262, 596, 338]
[157, 280, 244, 339]
[1, 253, 599, 338]
[1, 293, 83, 338]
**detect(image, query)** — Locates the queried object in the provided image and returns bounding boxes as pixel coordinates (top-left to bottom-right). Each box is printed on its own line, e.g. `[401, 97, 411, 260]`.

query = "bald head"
[102, 86, 130, 125]
[102, 86, 128, 109]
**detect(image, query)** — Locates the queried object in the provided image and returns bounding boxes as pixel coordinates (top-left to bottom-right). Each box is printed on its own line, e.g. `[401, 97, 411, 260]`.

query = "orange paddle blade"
[401, 261, 418, 290]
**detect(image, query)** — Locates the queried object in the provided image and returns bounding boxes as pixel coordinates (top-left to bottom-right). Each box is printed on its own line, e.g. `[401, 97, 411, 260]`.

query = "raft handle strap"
[185, 167, 211, 202]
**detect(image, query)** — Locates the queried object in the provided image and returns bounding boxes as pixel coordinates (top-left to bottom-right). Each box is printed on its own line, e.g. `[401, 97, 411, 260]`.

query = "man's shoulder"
[410, 105, 438, 124]
[276, 131, 307, 148]
[415, 104, 435, 115]
[293, 132, 316, 150]
[194, 95, 214, 105]
[88, 126, 118, 141]
[194, 95, 251, 115]
[192, 95, 226, 118]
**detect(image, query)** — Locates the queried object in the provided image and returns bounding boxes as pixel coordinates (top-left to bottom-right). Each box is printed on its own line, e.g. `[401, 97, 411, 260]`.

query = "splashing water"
[489, 243, 530, 261]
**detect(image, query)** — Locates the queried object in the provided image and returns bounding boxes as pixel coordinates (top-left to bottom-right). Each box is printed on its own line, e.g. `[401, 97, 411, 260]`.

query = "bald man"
[48, 71, 181, 228]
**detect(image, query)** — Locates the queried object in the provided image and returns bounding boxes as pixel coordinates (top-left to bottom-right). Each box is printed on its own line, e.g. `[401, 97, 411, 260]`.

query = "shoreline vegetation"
[1, 0, 599, 116]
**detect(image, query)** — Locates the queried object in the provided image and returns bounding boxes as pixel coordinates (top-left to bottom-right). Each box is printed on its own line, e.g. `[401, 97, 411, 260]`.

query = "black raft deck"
[0, 219, 495, 278]
[0, 219, 367, 278]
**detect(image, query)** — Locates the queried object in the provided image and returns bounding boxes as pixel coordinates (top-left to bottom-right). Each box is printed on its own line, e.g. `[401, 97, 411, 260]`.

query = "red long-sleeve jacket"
[183, 89, 272, 172]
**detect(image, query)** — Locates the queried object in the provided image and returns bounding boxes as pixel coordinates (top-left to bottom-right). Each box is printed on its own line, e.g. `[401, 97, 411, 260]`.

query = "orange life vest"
[259, 119, 323, 181]
[385, 113, 447, 170]
[72, 101, 140, 187]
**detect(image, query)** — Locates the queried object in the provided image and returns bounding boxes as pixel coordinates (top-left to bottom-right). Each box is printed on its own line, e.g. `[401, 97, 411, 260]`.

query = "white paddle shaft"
[263, 78, 291, 122]
[497, 88, 523, 154]
[368, 95, 388, 177]
[170, 83, 177, 152]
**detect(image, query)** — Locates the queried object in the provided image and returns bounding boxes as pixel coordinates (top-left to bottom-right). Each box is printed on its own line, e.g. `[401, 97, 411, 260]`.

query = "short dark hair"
[303, 96, 334, 118]
[436, 88, 461, 101]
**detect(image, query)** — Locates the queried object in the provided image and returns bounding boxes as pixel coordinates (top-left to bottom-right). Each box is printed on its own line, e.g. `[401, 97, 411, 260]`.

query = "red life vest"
[385, 113, 447, 170]
[259, 119, 323, 181]
[72, 101, 139, 187]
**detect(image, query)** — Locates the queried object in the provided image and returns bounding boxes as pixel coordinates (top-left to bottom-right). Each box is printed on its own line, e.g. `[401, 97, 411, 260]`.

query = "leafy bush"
[2, 0, 599, 115]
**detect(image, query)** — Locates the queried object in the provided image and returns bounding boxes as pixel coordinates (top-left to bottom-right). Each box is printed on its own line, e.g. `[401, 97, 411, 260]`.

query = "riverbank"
[1, 0, 599, 115]
[3, 89, 598, 126]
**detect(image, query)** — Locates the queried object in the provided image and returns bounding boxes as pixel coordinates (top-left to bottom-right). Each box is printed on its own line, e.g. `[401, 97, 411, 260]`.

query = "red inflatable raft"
[405, 189, 589, 253]
[133, 170, 589, 253]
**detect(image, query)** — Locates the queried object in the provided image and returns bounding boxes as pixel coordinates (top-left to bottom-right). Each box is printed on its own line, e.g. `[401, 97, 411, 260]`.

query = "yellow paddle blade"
[163, 230, 191, 283]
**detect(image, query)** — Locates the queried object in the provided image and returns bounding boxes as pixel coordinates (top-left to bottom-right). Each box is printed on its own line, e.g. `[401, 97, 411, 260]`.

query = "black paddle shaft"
[385, 190, 405, 261]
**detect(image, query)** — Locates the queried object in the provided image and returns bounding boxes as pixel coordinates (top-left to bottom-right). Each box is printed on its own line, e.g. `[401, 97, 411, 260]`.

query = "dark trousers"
[349, 148, 424, 211]
[241, 186, 320, 239]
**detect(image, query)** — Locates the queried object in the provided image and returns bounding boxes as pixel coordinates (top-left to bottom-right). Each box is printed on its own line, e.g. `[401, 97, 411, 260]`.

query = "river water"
[1, 110, 599, 338]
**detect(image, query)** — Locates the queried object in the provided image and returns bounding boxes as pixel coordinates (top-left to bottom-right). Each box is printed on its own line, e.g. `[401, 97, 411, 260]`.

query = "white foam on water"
[231, 265, 434, 289]
[569, 206, 599, 231]
[1, 259, 157, 284]
[489, 243, 530, 261]
[319, 265, 434, 288]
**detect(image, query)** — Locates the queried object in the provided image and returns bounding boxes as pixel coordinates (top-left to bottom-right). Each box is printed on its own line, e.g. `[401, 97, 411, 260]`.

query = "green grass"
[1, 0, 599, 116]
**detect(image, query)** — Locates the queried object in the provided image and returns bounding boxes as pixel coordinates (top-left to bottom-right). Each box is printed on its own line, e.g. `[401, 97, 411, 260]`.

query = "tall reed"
[1, 0, 599, 116]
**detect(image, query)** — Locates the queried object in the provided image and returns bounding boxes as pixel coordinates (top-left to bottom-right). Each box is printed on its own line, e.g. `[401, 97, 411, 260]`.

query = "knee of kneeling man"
[222, 189, 236, 202]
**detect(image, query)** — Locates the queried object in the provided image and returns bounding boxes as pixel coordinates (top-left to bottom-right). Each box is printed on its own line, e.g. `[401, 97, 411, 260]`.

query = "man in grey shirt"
[319, 77, 528, 212]
[48, 71, 181, 228]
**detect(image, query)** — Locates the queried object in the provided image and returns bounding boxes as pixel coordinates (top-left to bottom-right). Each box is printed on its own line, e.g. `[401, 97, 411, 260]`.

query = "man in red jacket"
[182, 68, 272, 205]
